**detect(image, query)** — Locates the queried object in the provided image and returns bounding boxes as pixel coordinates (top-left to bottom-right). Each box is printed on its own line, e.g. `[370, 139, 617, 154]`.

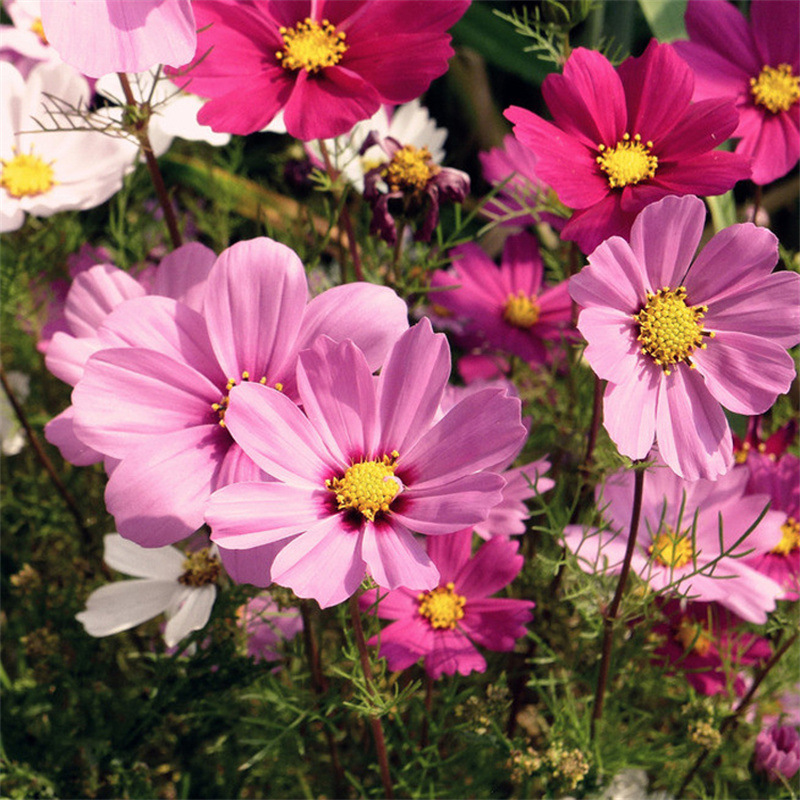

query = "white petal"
[76, 579, 177, 637]
[163, 585, 216, 648]
[102, 533, 185, 579]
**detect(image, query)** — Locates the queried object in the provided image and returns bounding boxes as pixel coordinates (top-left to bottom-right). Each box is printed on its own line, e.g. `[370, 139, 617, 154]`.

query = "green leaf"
[705, 191, 737, 233]
[637, 0, 687, 42]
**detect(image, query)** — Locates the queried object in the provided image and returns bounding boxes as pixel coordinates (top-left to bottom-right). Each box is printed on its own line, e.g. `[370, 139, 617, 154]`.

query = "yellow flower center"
[326, 452, 400, 521]
[503, 290, 541, 329]
[417, 582, 467, 629]
[276, 18, 347, 73]
[634, 286, 713, 375]
[675, 617, 712, 657]
[30, 17, 48, 45]
[596, 133, 658, 188]
[1, 149, 56, 198]
[649, 529, 694, 569]
[750, 64, 800, 114]
[772, 516, 800, 556]
[179, 547, 221, 587]
[382, 145, 440, 193]
[212, 371, 278, 428]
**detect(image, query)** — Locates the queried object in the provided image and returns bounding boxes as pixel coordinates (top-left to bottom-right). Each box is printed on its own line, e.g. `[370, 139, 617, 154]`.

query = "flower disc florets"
[382, 145, 440, 193]
[503, 290, 541, 329]
[417, 582, 466, 629]
[276, 18, 347, 73]
[649, 529, 694, 569]
[596, 133, 658, 188]
[326, 452, 400, 521]
[773, 516, 800, 556]
[750, 64, 800, 114]
[675, 617, 712, 656]
[179, 547, 221, 587]
[1, 149, 56, 198]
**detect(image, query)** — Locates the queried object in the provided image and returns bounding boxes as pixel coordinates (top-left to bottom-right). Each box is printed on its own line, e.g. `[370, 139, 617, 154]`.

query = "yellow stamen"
[30, 18, 48, 45]
[772, 516, 800, 556]
[212, 370, 269, 427]
[503, 290, 540, 329]
[675, 617, 712, 657]
[276, 18, 347, 73]
[596, 133, 658, 188]
[179, 547, 221, 587]
[649, 529, 694, 569]
[1, 148, 56, 198]
[750, 64, 800, 114]
[382, 145, 439, 193]
[417, 582, 466, 629]
[326, 452, 400, 521]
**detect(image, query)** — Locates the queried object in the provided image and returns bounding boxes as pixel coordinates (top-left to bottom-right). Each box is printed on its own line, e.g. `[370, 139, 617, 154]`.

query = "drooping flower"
[754, 724, 800, 782]
[172, 0, 470, 140]
[359, 529, 533, 679]
[239, 594, 303, 663]
[430, 231, 574, 366]
[674, 0, 799, 185]
[205, 320, 527, 608]
[40, 0, 197, 78]
[1, 60, 139, 233]
[563, 458, 786, 623]
[505, 41, 751, 254]
[76, 534, 219, 648]
[650, 599, 772, 697]
[70, 237, 410, 556]
[362, 131, 470, 244]
[569, 194, 800, 481]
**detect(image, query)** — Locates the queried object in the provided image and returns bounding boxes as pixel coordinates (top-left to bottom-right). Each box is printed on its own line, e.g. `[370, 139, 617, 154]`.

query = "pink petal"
[45, 332, 102, 387]
[647, 150, 751, 199]
[656, 98, 741, 161]
[44, 406, 104, 466]
[454, 536, 523, 599]
[561, 194, 639, 255]
[751, 0, 800, 66]
[576, 306, 640, 385]
[361, 520, 438, 592]
[217, 541, 285, 587]
[570, 237, 647, 312]
[739, 108, 800, 186]
[216, 441, 269, 486]
[425, 629, 485, 678]
[375, 617, 433, 672]
[603, 364, 660, 461]
[461, 598, 533, 650]
[152, 242, 217, 313]
[360, 586, 418, 621]
[425, 529, 474, 584]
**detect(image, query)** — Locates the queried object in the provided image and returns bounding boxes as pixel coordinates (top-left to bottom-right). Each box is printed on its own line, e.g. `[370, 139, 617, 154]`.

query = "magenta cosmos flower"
[674, 0, 799, 185]
[569, 194, 800, 481]
[204, 320, 527, 607]
[755, 724, 800, 783]
[359, 529, 533, 678]
[40, 0, 197, 78]
[505, 40, 751, 254]
[70, 237, 409, 553]
[563, 458, 786, 623]
[430, 231, 573, 366]
[173, 0, 470, 140]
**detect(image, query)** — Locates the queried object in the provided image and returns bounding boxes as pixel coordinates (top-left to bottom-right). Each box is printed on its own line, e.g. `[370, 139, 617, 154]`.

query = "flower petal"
[217, 541, 287, 587]
[603, 360, 660, 461]
[152, 242, 217, 313]
[164, 584, 216, 648]
[102, 533, 184, 580]
[361, 520, 438, 592]
[454, 536, 523, 599]
[76, 579, 177, 637]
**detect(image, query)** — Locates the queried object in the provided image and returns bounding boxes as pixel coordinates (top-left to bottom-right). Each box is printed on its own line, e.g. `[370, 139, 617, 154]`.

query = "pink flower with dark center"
[70, 237, 410, 557]
[650, 599, 772, 697]
[563, 458, 786, 623]
[359, 529, 533, 679]
[171, 0, 470, 140]
[569, 194, 800, 481]
[204, 320, 527, 608]
[754, 724, 800, 782]
[505, 40, 751, 254]
[430, 231, 574, 366]
[674, 0, 799, 185]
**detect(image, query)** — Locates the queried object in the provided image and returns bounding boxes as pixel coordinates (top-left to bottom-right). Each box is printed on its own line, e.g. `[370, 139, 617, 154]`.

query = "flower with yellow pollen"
[382, 145, 440, 193]
[326, 452, 401, 521]
[276, 18, 347, 73]
[29, 17, 48, 45]
[596, 133, 659, 189]
[772, 516, 800, 557]
[179, 547, 222, 587]
[750, 64, 800, 114]
[212, 371, 273, 428]
[675, 616, 712, 656]
[503, 290, 541, 329]
[417, 582, 466, 629]
[1, 147, 56, 198]
[649, 528, 694, 569]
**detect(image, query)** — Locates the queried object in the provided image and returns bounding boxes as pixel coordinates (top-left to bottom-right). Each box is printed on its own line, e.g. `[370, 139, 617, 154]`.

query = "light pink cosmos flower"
[569, 194, 800, 481]
[505, 40, 751, 254]
[40, 0, 196, 78]
[430, 231, 574, 366]
[70, 237, 410, 557]
[563, 459, 786, 623]
[1, 0, 61, 76]
[674, 0, 799, 185]
[359, 529, 533, 679]
[754, 724, 800, 783]
[173, 0, 470, 140]
[205, 320, 527, 608]
[239, 594, 303, 664]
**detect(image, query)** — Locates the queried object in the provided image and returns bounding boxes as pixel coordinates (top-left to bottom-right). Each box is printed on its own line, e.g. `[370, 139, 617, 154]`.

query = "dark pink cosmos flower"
[70, 237, 410, 554]
[204, 321, 527, 608]
[430, 231, 574, 366]
[173, 0, 470, 140]
[734, 416, 798, 464]
[569, 195, 800, 481]
[505, 40, 751, 254]
[651, 599, 772, 697]
[674, 0, 799, 185]
[754, 724, 800, 782]
[360, 529, 533, 679]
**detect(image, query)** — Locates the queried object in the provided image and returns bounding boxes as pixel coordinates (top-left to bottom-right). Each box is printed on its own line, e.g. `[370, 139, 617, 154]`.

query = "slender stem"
[590, 466, 645, 739]
[676, 630, 799, 797]
[348, 596, 394, 799]
[117, 73, 183, 250]
[583, 374, 604, 470]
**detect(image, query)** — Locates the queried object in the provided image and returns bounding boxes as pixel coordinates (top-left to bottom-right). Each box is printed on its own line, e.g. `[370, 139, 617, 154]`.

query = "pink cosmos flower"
[650, 599, 772, 697]
[359, 529, 533, 679]
[70, 237, 410, 556]
[40, 0, 196, 78]
[239, 594, 303, 663]
[430, 231, 574, 366]
[674, 0, 799, 185]
[735, 416, 798, 464]
[173, 0, 470, 140]
[204, 320, 527, 608]
[569, 194, 800, 481]
[754, 724, 800, 782]
[505, 40, 751, 254]
[563, 458, 786, 623]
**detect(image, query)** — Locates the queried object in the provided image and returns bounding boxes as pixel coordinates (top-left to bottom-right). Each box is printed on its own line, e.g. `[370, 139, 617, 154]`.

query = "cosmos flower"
[1, 60, 138, 233]
[173, 0, 470, 140]
[40, 0, 197, 78]
[569, 194, 800, 481]
[563, 458, 786, 623]
[754, 724, 800, 783]
[204, 320, 527, 608]
[0, 0, 61, 75]
[505, 40, 751, 254]
[359, 529, 533, 679]
[239, 594, 303, 663]
[76, 534, 219, 648]
[674, 0, 799, 185]
[430, 231, 574, 366]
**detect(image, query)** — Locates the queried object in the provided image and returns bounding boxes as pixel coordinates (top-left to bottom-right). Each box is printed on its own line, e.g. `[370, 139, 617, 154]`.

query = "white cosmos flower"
[76, 534, 219, 648]
[1, 60, 138, 233]
[307, 99, 447, 193]
[0, 0, 59, 69]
